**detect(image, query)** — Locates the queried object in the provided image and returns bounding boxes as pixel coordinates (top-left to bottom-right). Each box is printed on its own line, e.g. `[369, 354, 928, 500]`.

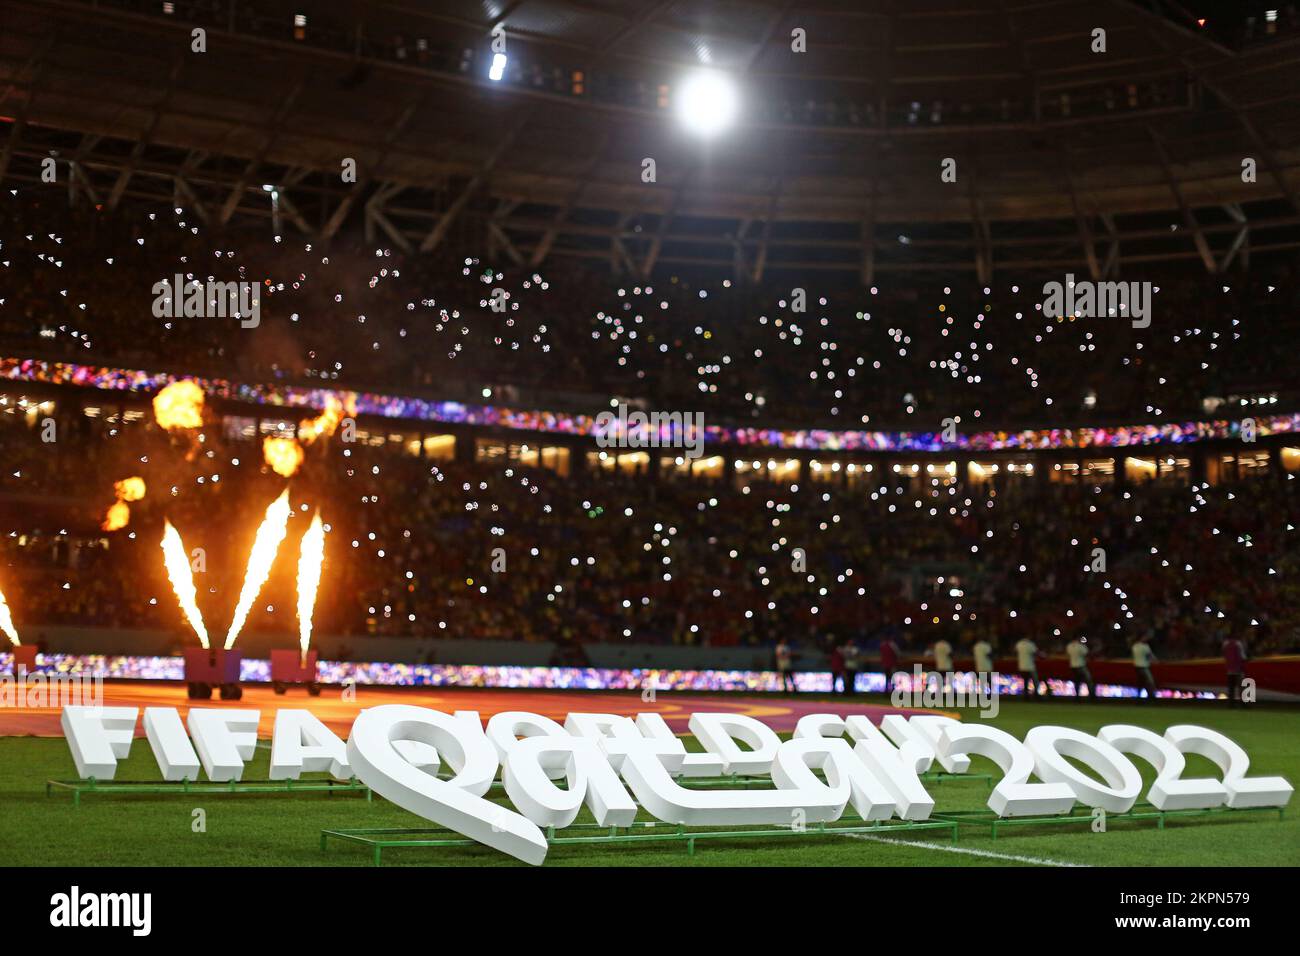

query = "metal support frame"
[365, 181, 412, 253]
[1147, 125, 1216, 273]
[321, 817, 962, 866]
[966, 158, 994, 285]
[0, 36, 54, 185]
[108, 54, 186, 212]
[1063, 147, 1101, 280]
[752, 173, 784, 283]
[319, 795, 1282, 865]
[997, 0, 1040, 122]
[1099, 213, 1121, 277]
[1220, 202, 1250, 272]
[530, 132, 611, 269]
[861, 141, 881, 287]
[217, 78, 306, 227]
[322, 95, 426, 242]
[3, 112, 1298, 280]
[419, 114, 527, 255]
[488, 199, 524, 265]
[46, 776, 372, 807]
[642, 162, 695, 280]
[934, 803, 1285, 840]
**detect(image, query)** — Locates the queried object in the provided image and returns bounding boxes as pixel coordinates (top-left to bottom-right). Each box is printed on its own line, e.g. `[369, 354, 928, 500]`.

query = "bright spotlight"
[489, 53, 507, 82]
[676, 70, 739, 137]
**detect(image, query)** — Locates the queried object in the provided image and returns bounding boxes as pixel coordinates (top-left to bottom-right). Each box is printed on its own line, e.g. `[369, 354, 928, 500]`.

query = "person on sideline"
[829, 643, 845, 695]
[972, 635, 996, 699]
[1015, 636, 1044, 699]
[1066, 635, 1096, 700]
[1223, 633, 1248, 707]
[879, 634, 900, 693]
[931, 636, 954, 691]
[841, 639, 861, 696]
[775, 638, 796, 695]
[1132, 634, 1158, 701]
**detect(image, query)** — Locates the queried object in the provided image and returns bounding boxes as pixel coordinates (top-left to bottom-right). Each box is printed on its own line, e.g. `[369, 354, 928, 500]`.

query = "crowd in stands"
[3, 189, 1299, 438]
[1, 190, 1298, 668]
[0, 402, 1295, 665]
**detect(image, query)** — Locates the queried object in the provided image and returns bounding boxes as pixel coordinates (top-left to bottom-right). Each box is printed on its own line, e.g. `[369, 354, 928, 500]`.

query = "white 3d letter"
[346, 705, 548, 865]
[61, 706, 138, 780]
[1164, 725, 1293, 809]
[1023, 726, 1142, 813]
[689, 713, 782, 775]
[636, 712, 723, 776]
[936, 723, 1075, 817]
[144, 707, 201, 781]
[188, 709, 260, 782]
[1096, 724, 1226, 810]
[270, 709, 351, 780]
[609, 732, 845, 826]
[502, 736, 637, 828]
[844, 715, 935, 819]
[487, 711, 572, 780]
[772, 737, 895, 821]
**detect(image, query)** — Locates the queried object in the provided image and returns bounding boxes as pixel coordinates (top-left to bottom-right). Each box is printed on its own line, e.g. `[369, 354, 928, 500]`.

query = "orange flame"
[223, 490, 292, 650]
[0, 583, 20, 647]
[102, 500, 131, 532]
[102, 475, 147, 531]
[115, 476, 146, 502]
[296, 511, 325, 665]
[298, 395, 349, 445]
[152, 380, 205, 430]
[160, 520, 209, 648]
[262, 436, 305, 478]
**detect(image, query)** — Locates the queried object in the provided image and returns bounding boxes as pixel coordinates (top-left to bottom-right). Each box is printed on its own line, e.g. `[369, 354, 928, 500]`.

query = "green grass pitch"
[1, 698, 1296, 867]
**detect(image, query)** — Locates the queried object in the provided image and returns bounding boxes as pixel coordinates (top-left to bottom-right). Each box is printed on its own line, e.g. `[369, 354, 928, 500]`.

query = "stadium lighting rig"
[675, 69, 740, 137]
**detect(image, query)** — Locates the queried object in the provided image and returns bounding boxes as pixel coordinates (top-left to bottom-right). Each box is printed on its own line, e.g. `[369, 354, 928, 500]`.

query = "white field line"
[841, 831, 1090, 867]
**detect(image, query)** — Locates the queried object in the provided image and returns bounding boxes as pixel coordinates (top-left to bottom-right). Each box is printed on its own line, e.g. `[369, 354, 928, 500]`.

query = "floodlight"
[675, 70, 739, 137]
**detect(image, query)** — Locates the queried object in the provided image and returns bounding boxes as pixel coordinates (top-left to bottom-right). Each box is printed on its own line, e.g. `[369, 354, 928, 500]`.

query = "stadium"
[0, 0, 1297, 921]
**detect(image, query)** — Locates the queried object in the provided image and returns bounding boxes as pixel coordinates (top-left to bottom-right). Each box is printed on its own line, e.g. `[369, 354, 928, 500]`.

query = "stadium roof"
[2, 0, 1298, 280]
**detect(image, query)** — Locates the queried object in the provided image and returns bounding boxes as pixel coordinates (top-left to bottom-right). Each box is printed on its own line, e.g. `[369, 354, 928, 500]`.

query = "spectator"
[1224, 633, 1248, 707]
[841, 638, 861, 696]
[1016, 636, 1043, 699]
[931, 636, 953, 690]
[774, 638, 796, 694]
[879, 634, 900, 692]
[1066, 636, 1095, 700]
[829, 643, 845, 695]
[1132, 634, 1158, 701]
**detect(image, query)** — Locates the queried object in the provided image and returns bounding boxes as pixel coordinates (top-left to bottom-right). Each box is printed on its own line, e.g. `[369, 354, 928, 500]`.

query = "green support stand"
[46, 777, 372, 806]
[932, 804, 1285, 839]
[319, 816, 962, 866]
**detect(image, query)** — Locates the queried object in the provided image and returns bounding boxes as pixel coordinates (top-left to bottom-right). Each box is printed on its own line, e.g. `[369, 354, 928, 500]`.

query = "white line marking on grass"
[842, 832, 1089, 867]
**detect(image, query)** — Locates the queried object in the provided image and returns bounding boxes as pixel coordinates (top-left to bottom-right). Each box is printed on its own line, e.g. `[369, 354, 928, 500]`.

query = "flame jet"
[296, 511, 325, 665]
[160, 520, 209, 649]
[223, 490, 292, 650]
[0, 583, 20, 647]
